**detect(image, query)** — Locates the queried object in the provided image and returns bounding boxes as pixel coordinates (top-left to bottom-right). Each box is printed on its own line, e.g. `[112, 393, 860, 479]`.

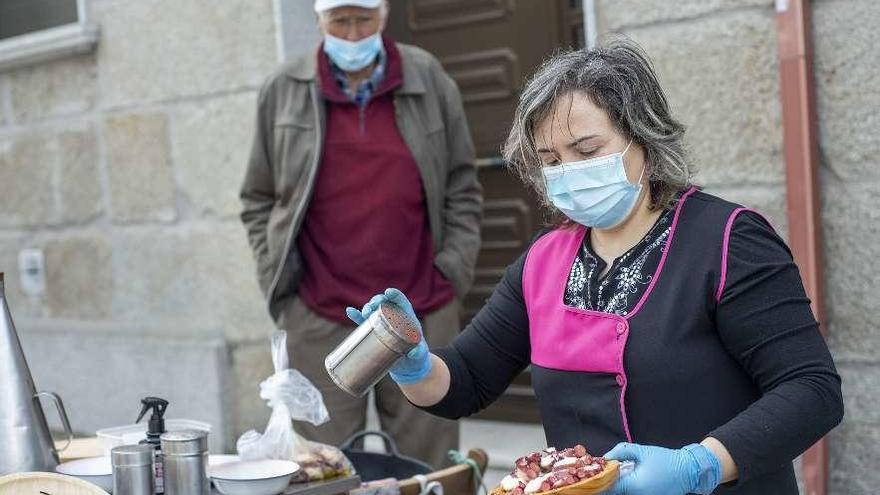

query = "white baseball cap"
[314, 0, 382, 12]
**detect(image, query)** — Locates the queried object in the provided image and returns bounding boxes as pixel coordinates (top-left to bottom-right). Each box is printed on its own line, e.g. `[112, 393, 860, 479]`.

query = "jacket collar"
[284, 34, 426, 95]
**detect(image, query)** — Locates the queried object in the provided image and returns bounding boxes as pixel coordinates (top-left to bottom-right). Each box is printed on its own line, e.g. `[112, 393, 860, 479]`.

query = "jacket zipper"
[266, 83, 323, 315]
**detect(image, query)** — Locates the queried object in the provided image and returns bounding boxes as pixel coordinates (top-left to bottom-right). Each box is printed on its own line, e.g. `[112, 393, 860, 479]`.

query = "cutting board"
[56, 437, 104, 462]
[0, 472, 109, 495]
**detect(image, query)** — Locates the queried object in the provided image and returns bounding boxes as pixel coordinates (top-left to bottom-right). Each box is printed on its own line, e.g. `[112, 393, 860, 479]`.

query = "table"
[283, 475, 362, 495]
[56, 438, 362, 495]
[209, 475, 362, 495]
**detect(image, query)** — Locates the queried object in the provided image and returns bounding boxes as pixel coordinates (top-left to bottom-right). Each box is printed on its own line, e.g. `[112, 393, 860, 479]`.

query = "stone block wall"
[0, 0, 301, 451]
[596, 0, 788, 234]
[597, 0, 880, 493]
[813, 1, 880, 494]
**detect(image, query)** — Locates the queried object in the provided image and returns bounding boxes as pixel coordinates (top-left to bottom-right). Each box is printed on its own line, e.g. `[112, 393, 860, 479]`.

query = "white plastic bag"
[237, 330, 330, 460]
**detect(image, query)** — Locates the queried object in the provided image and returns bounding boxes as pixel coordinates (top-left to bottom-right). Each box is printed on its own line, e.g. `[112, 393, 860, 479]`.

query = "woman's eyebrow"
[537, 134, 599, 153]
[568, 135, 600, 147]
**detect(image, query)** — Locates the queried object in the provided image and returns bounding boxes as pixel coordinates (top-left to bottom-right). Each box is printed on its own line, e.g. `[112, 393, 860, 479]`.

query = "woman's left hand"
[345, 288, 432, 385]
[604, 442, 722, 495]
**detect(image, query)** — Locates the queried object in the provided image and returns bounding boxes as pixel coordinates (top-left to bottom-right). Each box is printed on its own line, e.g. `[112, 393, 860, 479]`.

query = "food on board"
[491, 445, 618, 495]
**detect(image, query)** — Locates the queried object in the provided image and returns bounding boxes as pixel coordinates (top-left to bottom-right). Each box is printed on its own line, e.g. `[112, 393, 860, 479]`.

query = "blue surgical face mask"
[323, 31, 383, 72]
[542, 140, 645, 229]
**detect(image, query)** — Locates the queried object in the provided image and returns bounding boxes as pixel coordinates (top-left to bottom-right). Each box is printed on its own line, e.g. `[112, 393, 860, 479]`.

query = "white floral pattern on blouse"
[564, 208, 673, 316]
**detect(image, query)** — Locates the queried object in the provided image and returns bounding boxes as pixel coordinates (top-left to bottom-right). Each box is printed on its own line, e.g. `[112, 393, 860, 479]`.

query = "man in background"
[240, 0, 482, 467]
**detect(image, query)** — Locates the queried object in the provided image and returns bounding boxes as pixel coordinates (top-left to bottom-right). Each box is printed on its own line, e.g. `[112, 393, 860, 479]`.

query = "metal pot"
[340, 430, 433, 482]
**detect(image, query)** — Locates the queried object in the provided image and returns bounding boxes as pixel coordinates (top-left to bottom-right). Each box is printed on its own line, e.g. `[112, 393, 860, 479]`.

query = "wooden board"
[281, 475, 362, 495]
[56, 437, 104, 462]
[0, 472, 109, 495]
[398, 448, 489, 495]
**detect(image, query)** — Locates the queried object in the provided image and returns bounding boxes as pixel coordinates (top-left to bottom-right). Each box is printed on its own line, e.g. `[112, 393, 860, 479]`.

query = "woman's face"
[534, 91, 646, 185]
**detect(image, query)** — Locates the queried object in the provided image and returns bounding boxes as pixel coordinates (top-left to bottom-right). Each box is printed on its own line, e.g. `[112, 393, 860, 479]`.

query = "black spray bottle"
[137, 397, 169, 494]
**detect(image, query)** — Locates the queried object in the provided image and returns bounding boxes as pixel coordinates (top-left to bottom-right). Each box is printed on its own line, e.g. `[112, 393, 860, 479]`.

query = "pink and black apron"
[522, 188, 778, 468]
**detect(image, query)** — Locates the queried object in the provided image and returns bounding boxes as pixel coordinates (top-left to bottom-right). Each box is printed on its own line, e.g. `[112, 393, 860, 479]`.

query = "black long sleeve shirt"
[424, 210, 843, 487]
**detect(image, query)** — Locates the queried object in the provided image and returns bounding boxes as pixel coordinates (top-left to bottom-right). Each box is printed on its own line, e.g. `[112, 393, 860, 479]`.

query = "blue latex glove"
[345, 288, 432, 385]
[604, 442, 722, 495]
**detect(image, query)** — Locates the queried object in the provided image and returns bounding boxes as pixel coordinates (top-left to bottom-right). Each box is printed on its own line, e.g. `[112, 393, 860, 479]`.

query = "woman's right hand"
[345, 288, 433, 385]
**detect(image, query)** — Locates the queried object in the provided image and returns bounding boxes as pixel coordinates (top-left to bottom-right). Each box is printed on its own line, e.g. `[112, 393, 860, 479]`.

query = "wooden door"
[387, 0, 586, 423]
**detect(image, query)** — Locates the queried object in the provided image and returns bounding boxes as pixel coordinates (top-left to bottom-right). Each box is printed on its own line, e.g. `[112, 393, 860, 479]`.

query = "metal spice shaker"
[325, 302, 421, 397]
[112, 444, 155, 495]
[160, 430, 209, 495]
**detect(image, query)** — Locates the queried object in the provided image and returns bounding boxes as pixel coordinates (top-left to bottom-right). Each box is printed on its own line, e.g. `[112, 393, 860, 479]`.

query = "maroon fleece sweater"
[296, 38, 455, 323]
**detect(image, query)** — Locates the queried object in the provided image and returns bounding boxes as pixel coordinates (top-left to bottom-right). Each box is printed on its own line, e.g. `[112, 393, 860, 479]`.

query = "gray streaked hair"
[502, 37, 692, 212]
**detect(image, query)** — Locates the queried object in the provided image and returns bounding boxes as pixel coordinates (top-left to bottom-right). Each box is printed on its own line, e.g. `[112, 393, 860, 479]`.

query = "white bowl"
[209, 454, 241, 467]
[56, 456, 113, 493]
[210, 459, 300, 495]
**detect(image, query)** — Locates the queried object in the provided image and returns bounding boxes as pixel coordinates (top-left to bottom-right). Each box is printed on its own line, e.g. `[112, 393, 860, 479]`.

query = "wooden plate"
[490, 460, 620, 495]
[0, 472, 110, 495]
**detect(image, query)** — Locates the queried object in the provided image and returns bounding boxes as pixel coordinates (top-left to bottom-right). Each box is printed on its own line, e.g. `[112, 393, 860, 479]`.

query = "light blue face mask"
[542, 139, 645, 229]
[323, 31, 383, 72]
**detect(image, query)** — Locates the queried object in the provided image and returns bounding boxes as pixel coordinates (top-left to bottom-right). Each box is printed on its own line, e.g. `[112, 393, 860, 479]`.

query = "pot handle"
[340, 430, 401, 456]
[35, 391, 74, 452]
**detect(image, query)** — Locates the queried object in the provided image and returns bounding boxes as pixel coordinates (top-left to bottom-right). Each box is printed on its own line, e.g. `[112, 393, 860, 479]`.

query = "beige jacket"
[240, 43, 483, 321]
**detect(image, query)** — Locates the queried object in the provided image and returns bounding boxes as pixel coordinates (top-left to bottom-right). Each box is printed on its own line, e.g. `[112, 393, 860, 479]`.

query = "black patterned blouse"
[563, 208, 673, 315]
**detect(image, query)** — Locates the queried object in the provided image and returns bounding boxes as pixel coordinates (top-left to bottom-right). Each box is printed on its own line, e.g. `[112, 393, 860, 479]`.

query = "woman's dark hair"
[503, 37, 692, 211]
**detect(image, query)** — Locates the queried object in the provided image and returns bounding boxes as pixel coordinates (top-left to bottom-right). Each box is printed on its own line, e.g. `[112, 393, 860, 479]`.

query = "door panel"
[387, 0, 585, 424]
[407, 0, 514, 31]
[388, 0, 577, 156]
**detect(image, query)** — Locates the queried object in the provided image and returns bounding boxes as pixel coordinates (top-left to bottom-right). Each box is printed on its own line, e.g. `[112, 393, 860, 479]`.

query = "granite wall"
[0, 0, 292, 451]
[596, 1, 879, 492]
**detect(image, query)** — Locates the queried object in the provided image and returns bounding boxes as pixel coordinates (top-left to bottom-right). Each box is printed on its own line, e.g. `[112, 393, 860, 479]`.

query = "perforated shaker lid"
[160, 430, 207, 455]
[374, 303, 421, 353]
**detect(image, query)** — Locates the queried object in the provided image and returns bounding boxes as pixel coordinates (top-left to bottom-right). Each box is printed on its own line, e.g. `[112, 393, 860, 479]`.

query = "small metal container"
[112, 444, 155, 495]
[325, 303, 421, 397]
[160, 430, 209, 495]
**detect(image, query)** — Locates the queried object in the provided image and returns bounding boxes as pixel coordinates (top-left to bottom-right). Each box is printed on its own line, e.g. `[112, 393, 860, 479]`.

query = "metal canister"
[112, 444, 155, 495]
[325, 303, 421, 397]
[160, 430, 209, 495]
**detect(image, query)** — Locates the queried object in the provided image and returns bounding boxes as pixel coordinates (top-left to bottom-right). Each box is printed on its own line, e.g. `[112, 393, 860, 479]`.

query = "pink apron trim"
[522, 225, 581, 319]
[626, 186, 697, 318]
[714, 207, 778, 302]
[716, 208, 748, 302]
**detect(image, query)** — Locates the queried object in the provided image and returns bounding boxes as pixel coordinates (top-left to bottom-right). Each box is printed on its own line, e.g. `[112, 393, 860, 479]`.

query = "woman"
[346, 39, 843, 494]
